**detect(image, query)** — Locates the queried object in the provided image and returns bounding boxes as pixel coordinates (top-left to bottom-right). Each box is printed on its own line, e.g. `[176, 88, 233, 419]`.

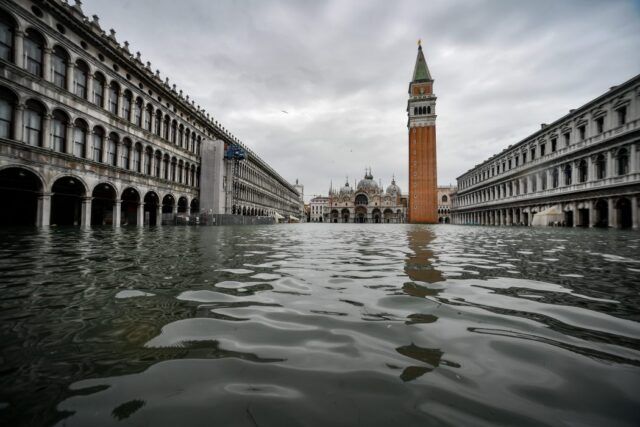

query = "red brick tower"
[407, 42, 438, 223]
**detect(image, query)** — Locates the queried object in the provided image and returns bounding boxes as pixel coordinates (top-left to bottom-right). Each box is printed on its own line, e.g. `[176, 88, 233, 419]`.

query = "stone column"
[101, 135, 108, 163]
[117, 91, 124, 118]
[629, 144, 637, 173]
[545, 169, 552, 189]
[65, 123, 74, 155]
[137, 203, 144, 227]
[536, 173, 542, 192]
[606, 151, 614, 178]
[156, 205, 163, 226]
[42, 48, 52, 82]
[37, 193, 51, 227]
[113, 200, 121, 228]
[81, 197, 92, 228]
[631, 196, 638, 230]
[572, 161, 579, 185]
[86, 72, 94, 102]
[572, 202, 578, 227]
[589, 201, 596, 227]
[42, 114, 52, 150]
[14, 30, 24, 68]
[13, 104, 24, 142]
[66, 62, 74, 92]
[608, 198, 615, 228]
[147, 108, 154, 132]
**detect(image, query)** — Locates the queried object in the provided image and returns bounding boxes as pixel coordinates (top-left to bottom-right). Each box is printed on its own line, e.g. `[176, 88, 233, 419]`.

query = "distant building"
[309, 196, 329, 222]
[327, 170, 407, 223]
[451, 74, 640, 229]
[293, 179, 305, 221]
[437, 185, 456, 223]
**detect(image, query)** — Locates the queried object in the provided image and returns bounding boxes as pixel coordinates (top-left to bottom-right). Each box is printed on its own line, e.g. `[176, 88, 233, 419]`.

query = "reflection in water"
[404, 227, 444, 284]
[0, 224, 639, 426]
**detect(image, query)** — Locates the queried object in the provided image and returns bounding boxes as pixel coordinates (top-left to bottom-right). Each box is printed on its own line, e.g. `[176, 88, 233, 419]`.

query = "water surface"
[1, 224, 639, 426]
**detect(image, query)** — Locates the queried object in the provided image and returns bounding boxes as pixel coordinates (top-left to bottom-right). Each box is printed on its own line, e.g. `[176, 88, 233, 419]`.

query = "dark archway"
[190, 198, 199, 215]
[616, 198, 632, 229]
[0, 167, 42, 226]
[91, 183, 116, 226]
[594, 199, 608, 228]
[51, 176, 85, 226]
[144, 191, 160, 226]
[162, 194, 175, 215]
[177, 197, 188, 214]
[121, 187, 140, 226]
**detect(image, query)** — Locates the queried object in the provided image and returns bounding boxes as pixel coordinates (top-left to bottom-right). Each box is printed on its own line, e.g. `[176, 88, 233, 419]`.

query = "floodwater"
[0, 224, 639, 427]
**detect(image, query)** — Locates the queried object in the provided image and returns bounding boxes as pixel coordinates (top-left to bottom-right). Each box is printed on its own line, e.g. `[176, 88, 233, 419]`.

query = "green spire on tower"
[412, 41, 432, 82]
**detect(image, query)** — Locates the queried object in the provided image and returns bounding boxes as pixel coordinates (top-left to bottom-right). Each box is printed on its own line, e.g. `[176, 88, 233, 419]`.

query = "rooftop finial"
[417, 38, 422, 47]
[109, 29, 116, 40]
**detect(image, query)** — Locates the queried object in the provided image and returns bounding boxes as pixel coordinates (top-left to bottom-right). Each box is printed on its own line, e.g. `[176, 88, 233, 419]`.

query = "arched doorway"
[616, 198, 632, 229]
[341, 208, 350, 223]
[355, 206, 367, 223]
[121, 187, 140, 226]
[372, 208, 381, 223]
[331, 209, 339, 223]
[0, 167, 43, 226]
[144, 191, 160, 226]
[162, 194, 175, 224]
[190, 198, 199, 215]
[177, 197, 188, 214]
[91, 183, 116, 226]
[51, 176, 85, 226]
[594, 199, 608, 228]
[383, 208, 394, 223]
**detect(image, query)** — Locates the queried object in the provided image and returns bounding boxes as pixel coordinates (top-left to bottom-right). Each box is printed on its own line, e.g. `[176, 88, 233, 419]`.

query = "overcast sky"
[83, 0, 640, 200]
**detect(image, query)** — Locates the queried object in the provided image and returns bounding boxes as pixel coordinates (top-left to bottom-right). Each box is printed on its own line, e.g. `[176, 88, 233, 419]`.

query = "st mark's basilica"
[327, 169, 407, 223]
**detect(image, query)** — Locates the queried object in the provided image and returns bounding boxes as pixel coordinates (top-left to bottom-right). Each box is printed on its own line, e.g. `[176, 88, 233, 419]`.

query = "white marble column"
[13, 104, 24, 142]
[81, 197, 92, 228]
[42, 48, 52, 82]
[156, 205, 163, 226]
[113, 200, 121, 228]
[66, 62, 74, 92]
[14, 30, 24, 69]
[42, 114, 52, 149]
[608, 198, 615, 228]
[65, 123, 74, 155]
[37, 193, 51, 227]
[137, 202, 144, 227]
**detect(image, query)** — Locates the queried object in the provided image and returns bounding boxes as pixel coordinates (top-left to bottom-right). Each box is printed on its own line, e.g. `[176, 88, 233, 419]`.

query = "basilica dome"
[357, 170, 380, 192]
[339, 181, 353, 195]
[386, 178, 401, 196]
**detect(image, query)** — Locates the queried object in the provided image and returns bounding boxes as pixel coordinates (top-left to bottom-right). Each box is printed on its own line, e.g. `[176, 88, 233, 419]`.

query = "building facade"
[0, 0, 299, 227]
[309, 196, 329, 222]
[327, 171, 407, 223]
[407, 42, 438, 223]
[437, 185, 455, 223]
[451, 74, 640, 229]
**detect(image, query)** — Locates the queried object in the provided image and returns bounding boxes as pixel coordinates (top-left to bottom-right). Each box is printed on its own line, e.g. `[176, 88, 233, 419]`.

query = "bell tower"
[407, 41, 437, 223]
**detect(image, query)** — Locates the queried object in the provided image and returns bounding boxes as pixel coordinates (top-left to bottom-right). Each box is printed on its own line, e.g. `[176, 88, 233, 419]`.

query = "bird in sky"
[281, 110, 289, 114]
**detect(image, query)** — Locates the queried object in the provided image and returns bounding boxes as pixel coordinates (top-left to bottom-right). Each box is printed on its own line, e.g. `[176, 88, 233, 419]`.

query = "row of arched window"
[459, 104, 630, 190]
[0, 86, 199, 187]
[413, 105, 431, 115]
[0, 9, 203, 156]
[456, 149, 631, 207]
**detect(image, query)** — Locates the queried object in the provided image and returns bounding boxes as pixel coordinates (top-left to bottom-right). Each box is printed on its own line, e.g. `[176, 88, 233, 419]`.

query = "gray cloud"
[84, 0, 640, 199]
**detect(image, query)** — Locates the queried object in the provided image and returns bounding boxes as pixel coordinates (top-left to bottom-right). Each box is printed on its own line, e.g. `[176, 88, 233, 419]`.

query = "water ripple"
[0, 224, 638, 426]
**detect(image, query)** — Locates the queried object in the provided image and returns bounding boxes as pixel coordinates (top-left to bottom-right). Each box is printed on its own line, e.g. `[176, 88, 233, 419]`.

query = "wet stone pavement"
[0, 224, 639, 426]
